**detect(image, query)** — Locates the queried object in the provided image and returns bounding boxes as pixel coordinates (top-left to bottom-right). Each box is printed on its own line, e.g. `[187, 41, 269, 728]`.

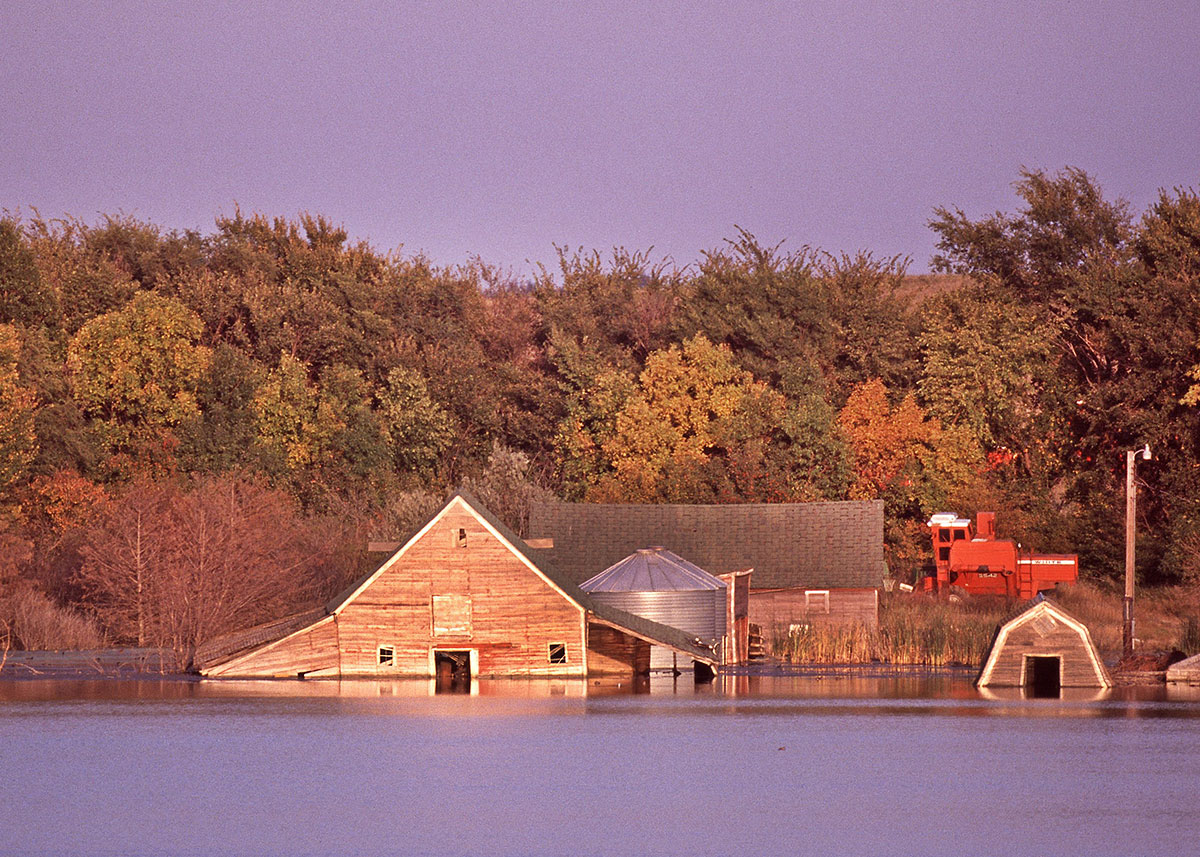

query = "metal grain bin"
[580, 547, 726, 671]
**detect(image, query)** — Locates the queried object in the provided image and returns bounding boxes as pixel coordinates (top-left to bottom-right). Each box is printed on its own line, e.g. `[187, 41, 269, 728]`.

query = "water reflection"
[2, 673, 1199, 857]
[1, 672, 1197, 709]
[976, 685, 1111, 703]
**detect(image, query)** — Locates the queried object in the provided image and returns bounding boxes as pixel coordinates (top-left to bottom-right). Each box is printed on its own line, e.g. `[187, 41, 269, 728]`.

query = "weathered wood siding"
[205, 616, 339, 678]
[1167, 653, 1200, 685]
[586, 622, 651, 676]
[749, 587, 878, 633]
[978, 603, 1109, 688]
[336, 504, 587, 677]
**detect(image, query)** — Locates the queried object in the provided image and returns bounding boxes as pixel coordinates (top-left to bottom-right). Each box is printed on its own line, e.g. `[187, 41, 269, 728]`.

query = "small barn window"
[548, 643, 568, 664]
[454, 527, 468, 548]
[804, 590, 830, 614]
[377, 645, 395, 667]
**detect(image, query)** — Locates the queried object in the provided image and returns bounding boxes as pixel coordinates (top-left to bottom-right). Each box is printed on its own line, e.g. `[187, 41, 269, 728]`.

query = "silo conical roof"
[579, 547, 727, 593]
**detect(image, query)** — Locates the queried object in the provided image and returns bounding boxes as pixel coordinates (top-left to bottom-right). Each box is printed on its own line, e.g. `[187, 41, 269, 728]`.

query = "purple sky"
[3, 1, 1198, 276]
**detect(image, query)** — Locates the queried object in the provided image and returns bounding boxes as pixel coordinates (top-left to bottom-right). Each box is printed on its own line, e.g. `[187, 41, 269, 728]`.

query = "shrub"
[0, 586, 105, 651]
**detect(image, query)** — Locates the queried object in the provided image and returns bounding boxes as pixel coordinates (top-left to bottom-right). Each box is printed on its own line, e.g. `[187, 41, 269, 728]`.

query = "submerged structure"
[579, 547, 735, 670]
[528, 500, 885, 632]
[1167, 653, 1200, 686]
[195, 493, 717, 680]
[976, 599, 1110, 694]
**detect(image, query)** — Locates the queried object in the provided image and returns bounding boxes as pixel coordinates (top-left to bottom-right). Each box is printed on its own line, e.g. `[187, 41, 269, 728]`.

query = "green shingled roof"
[529, 500, 886, 590]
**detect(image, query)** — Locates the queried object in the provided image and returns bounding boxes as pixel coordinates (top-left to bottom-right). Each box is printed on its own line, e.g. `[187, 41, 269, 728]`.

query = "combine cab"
[924, 512, 1078, 599]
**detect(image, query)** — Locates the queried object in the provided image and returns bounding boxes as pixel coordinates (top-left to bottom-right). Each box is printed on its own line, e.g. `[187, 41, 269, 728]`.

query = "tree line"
[1, 167, 1198, 663]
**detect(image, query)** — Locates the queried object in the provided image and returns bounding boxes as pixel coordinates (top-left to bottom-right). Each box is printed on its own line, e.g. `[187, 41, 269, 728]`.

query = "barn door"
[433, 649, 475, 693]
[1024, 655, 1062, 698]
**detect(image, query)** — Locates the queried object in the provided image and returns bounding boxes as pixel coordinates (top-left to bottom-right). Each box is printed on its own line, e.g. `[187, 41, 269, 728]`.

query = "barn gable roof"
[528, 500, 886, 590]
[197, 491, 717, 673]
[446, 493, 719, 665]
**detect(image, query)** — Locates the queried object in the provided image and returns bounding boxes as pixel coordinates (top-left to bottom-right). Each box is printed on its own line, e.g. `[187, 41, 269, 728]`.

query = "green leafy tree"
[818, 251, 920, 397]
[23, 216, 140, 334]
[251, 353, 332, 475]
[777, 371, 853, 501]
[209, 211, 391, 376]
[548, 325, 637, 498]
[0, 325, 37, 495]
[378, 366, 454, 482]
[316, 363, 389, 490]
[592, 334, 788, 502]
[66, 292, 210, 472]
[177, 343, 264, 474]
[917, 286, 1057, 456]
[536, 246, 681, 369]
[0, 218, 58, 328]
[14, 327, 98, 477]
[677, 229, 828, 383]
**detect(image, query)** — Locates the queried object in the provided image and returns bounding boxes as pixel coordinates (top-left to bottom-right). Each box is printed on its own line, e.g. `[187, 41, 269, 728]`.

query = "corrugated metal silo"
[580, 547, 726, 670]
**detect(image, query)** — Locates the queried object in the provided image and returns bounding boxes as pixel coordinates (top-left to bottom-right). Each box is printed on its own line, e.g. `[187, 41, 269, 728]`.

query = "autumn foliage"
[1, 168, 1200, 660]
[74, 476, 354, 668]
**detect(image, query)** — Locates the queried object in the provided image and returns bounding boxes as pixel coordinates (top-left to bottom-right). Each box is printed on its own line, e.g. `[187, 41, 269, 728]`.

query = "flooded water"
[1, 674, 1198, 857]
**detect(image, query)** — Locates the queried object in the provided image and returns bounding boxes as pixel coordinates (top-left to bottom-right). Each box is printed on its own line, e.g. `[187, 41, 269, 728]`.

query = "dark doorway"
[434, 650, 472, 693]
[1025, 655, 1062, 698]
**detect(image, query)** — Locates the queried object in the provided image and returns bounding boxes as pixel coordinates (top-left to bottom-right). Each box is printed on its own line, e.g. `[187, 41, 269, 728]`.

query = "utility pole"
[1124, 444, 1151, 660]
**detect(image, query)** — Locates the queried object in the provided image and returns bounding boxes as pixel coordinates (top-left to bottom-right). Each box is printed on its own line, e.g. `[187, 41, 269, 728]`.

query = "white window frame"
[804, 589, 831, 614]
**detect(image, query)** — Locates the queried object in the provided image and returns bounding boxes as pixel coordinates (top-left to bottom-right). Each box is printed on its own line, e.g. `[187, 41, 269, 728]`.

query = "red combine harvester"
[924, 512, 1078, 598]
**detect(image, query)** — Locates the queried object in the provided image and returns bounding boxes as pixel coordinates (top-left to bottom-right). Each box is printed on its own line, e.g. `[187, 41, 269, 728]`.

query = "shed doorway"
[434, 650, 473, 693]
[1024, 655, 1062, 698]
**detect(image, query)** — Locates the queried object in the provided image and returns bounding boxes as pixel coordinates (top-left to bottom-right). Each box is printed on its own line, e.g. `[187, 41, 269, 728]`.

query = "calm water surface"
[1, 674, 1198, 857]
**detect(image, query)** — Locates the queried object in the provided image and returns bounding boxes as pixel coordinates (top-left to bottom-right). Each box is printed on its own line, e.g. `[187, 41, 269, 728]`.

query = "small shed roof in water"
[581, 547, 727, 593]
[976, 598, 1110, 689]
[1167, 653, 1200, 685]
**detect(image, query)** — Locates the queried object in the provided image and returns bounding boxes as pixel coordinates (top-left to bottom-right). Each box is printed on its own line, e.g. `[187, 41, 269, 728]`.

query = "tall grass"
[775, 595, 1009, 667]
[0, 587, 106, 651]
[774, 581, 1200, 666]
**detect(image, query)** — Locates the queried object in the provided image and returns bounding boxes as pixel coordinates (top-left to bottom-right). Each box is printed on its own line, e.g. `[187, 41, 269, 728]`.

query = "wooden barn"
[976, 599, 1111, 694]
[195, 493, 717, 680]
[527, 500, 886, 633]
